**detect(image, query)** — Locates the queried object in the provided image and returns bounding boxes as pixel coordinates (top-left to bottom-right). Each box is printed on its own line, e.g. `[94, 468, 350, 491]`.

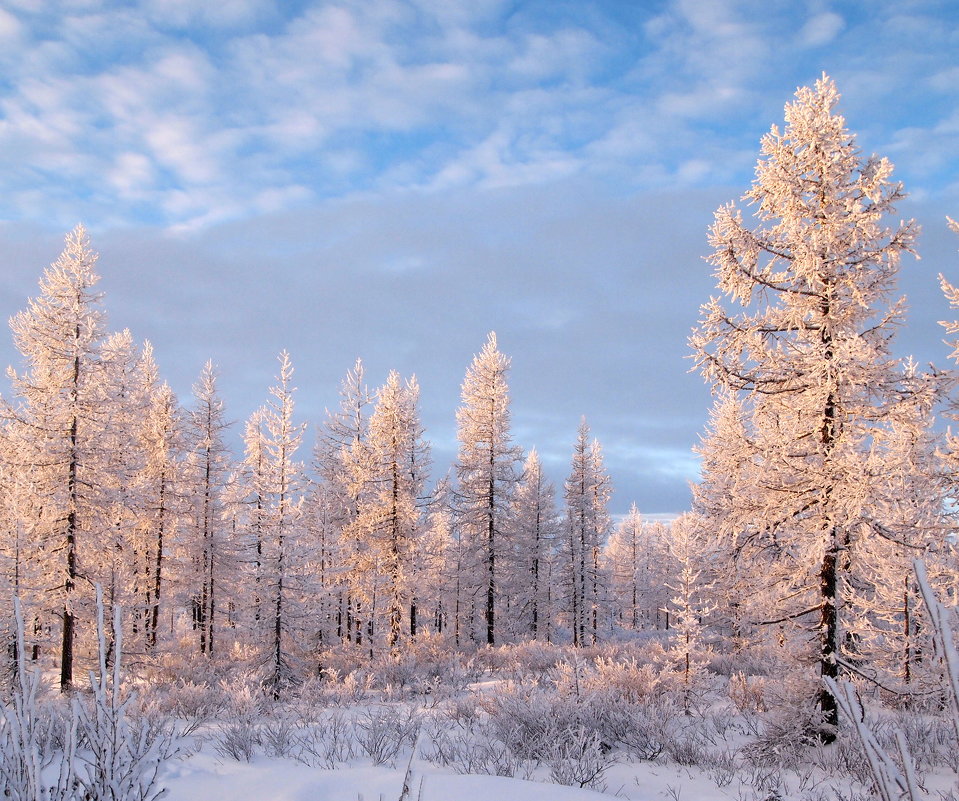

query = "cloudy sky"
[0, 0, 957, 515]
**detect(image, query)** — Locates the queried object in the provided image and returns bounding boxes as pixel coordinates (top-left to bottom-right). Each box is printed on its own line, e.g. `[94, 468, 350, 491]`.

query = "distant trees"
[690, 75, 943, 737]
[314, 359, 371, 647]
[605, 505, 671, 632]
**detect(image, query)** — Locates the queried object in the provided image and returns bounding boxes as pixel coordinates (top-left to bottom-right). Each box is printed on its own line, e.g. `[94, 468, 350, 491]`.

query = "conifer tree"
[690, 75, 937, 737]
[314, 360, 371, 644]
[454, 333, 521, 646]
[561, 418, 612, 646]
[5, 225, 107, 691]
[605, 504, 646, 631]
[133, 349, 181, 651]
[666, 513, 714, 715]
[183, 361, 232, 657]
[259, 351, 305, 697]
[507, 450, 558, 640]
[354, 371, 430, 650]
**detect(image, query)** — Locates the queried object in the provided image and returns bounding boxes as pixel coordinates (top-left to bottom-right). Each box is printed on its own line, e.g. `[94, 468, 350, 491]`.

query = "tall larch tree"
[355, 371, 430, 651]
[260, 351, 305, 698]
[454, 333, 521, 646]
[690, 75, 938, 738]
[97, 329, 145, 642]
[5, 225, 107, 691]
[604, 504, 645, 631]
[507, 449, 558, 641]
[562, 418, 612, 646]
[691, 391, 764, 644]
[666, 513, 715, 715]
[236, 405, 270, 633]
[183, 360, 232, 657]
[134, 346, 181, 651]
[314, 360, 371, 645]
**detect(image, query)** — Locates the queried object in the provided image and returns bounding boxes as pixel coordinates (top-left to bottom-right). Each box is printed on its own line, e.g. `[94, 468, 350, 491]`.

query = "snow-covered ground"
[164, 755, 618, 801]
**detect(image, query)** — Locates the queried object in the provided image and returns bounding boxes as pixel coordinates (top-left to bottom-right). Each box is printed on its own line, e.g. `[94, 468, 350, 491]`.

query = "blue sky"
[1, 0, 958, 514]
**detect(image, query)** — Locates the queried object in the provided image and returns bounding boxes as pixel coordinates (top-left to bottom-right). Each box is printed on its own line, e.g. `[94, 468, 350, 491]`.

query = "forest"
[0, 75, 957, 801]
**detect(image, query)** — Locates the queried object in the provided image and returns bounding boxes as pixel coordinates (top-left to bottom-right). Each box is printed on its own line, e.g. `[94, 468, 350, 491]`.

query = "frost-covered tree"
[506, 449, 559, 641]
[0, 453, 46, 663]
[133, 353, 181, 651]
[258, 351, 305, 697]
[604, 504, 672, 632]
[691, 391, 765, 644]
[561, 418, 612, 646]
[97, 329, 147, 648]
[183, 361, 232, 657]
[313, 360, 371, 645]
[666, 514, 714, 715]
[690, 75, 939, 736]
[234, 405, 270, 633]
[301, 480, 343, 652]
[4, 225, 108, 691]
[454, 333, 522, 646]
[353, 371, 430, 650]
[850, 391, 948, 687]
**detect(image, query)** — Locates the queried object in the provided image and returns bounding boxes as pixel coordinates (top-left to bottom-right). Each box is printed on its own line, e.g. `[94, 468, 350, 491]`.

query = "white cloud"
[0, 0, 953, 235]
[108, 152, 156, 196]
[0, 8, 22, 39]
[798, 11, 845, 47]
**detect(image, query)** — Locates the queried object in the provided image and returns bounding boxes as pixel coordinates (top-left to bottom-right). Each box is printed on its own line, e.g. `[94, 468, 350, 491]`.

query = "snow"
[163, 753, 618, 801]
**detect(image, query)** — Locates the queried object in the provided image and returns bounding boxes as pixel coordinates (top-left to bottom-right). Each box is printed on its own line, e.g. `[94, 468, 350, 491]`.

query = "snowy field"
[107, 634, 954, 801]
[3, 606, 959, 801]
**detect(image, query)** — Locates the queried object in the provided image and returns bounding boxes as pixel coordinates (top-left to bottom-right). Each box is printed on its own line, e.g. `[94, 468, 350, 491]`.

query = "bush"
[354, 706, 420, 766]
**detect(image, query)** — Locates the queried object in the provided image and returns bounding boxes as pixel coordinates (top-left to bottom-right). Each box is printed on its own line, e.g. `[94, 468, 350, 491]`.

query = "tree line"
[0, 243, 676, 698]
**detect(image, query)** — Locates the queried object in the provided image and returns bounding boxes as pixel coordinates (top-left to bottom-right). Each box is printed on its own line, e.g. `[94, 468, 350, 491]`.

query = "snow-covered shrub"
[728, 671, 768, 714]
[315, 646, 370, 684]
[142, 679, 225, 736]
[210, 718, 260, 762]
[599, 699, 671, 761]
[699, 746, 737, 789]
[740, 703, 820, 772]
[421, 721, 526, 778]
[884, 711, 954, 773]
[547, 724, 611, 790]
[370, 632, 473, 696]
[664, 726, 709, 767]
[500, 641, 570, 680]
[217, 671, 265, 721]
[481, 685, 559, 762]
[0, 599, 77, 801]
[706, 645, 779, 679]
[354, 705, 420, 766]
[73, 591, 176, 801]
[259, 712, 299, 758]
[442, 695, 481, 731]
[583, 655, 671, 703]
[482, 644, 539, 677]
[295, 711, 355, 768]
[304, 669, 373, 706]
